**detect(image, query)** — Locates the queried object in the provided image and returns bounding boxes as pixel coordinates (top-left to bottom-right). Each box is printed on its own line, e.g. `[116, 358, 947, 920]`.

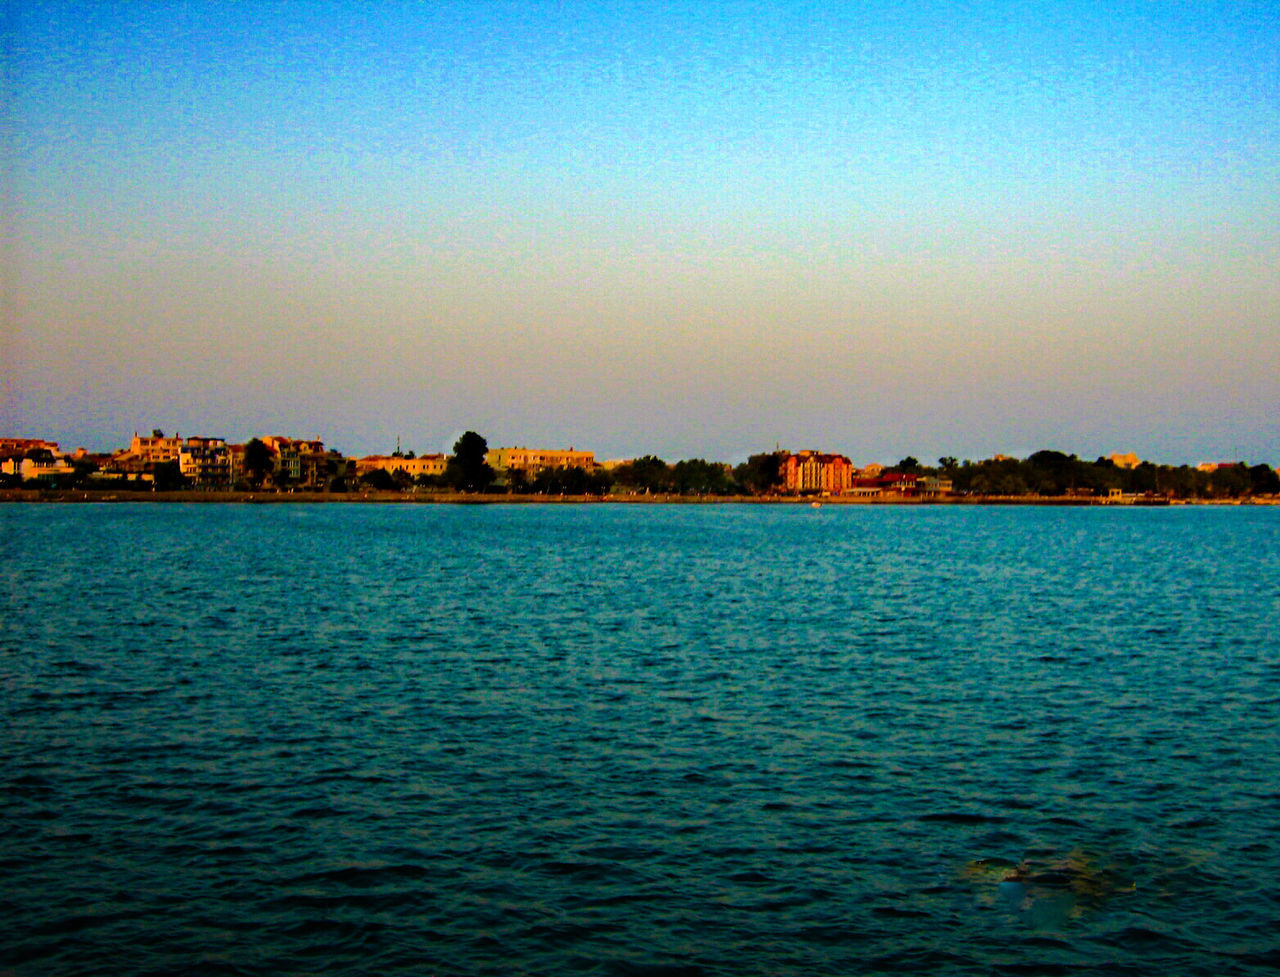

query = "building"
[0, 440, 76, 481]
[112, 432, 184, 471]
[261, 436, 303, 483]
[486, 447, 595, 474]
[848, 471, 923, 497]
[0, 438, 61, 456]
[255, 437, 342, 489]
[178, 437, 232, 488]
[1109, 453, 1142, 469]
[356, 454, 448, 480]
[782, 451, 855, 495]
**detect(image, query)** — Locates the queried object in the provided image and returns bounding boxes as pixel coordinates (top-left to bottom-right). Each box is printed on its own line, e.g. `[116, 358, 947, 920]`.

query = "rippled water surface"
[3, 503, 1278, 975]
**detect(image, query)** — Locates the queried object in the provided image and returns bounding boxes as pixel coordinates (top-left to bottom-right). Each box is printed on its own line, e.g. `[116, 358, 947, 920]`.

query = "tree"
[735, 452, 786, 495]
[611, 456, 672, 494]
[672, 458, 733, 495]
[359, 467, 397, 491]
[896, 456, 921, 473]
[1025, 449, 1077, 495]
[153, 460, 186, 492]
[243, 438, 273, 488]
[444, 431, 495, 492]
[1248, 464, 1280, 496]
[1207, 464, 1249, 498]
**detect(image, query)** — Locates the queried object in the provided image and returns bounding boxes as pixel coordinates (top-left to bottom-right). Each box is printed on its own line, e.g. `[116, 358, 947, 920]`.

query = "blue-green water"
[3, 503, 1278, 975]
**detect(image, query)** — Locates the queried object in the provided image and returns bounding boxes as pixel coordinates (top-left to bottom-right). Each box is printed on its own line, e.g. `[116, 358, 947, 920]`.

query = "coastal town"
[2, 431, 1278, 502]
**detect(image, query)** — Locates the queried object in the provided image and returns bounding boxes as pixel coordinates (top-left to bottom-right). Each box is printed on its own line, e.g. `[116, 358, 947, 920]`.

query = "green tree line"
[937, 451, 1279, 499]
[6, 434, 1277, 500]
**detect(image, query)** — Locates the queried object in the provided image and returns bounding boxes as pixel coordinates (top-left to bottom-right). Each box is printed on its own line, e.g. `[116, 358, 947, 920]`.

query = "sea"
[2, 502, 1278, 976]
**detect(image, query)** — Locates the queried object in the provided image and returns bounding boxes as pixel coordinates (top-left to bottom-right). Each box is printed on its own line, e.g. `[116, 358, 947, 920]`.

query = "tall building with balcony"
[112, 432, 184, 472]
[178, 437, 231, 488]
[781, 451, 854, 495]
[259, 437, 335, 488]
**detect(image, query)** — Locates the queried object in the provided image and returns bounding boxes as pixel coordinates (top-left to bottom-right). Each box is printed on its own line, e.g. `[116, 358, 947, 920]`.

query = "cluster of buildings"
[0, 438, 81, 481]
[476, 446, 947, 497]
[0, 433, 605, 491]
[5, 434, 936, 497]
[13, 434, 1253, 498]
[111, 433, 347, 488]
[780, 450, 952, 497]
[356, 446, 595, 482]
[1, 433, 353, 489]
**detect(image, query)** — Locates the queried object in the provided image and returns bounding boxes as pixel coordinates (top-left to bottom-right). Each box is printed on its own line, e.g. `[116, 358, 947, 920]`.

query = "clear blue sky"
[6, 1, 1278, 464]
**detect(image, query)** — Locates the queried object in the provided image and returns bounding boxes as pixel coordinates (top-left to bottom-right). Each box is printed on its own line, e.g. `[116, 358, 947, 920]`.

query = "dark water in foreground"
[3, 503, 1278, 976]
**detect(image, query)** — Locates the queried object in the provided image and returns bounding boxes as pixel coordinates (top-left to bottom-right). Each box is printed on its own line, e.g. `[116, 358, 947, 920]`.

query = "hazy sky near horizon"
[6, 1, 1279, 463]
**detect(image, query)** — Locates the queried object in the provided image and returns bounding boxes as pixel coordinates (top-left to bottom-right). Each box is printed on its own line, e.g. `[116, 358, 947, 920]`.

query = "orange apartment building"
[781, 451, 855, 495]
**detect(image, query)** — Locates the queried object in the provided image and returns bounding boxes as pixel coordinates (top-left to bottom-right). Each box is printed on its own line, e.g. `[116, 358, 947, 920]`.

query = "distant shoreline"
[3, 489, 1273, 506]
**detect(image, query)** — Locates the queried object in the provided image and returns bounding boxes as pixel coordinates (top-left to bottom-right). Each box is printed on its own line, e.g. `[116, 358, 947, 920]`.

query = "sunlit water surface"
[3, 503, 1278, 975]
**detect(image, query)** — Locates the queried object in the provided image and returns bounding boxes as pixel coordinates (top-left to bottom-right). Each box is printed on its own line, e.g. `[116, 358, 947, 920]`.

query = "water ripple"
[2, 504, 1278, 975]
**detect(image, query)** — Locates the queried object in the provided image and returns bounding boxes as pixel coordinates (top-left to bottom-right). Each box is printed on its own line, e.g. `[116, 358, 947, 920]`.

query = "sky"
[5, 0, 1278, 465]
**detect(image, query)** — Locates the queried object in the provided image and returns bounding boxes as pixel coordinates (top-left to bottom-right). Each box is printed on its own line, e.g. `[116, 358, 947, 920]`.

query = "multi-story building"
[356, 454, 448, 480]
[918, 475, 953, 497]
[0, 439, 76, 481]
[112, 432, 184, 472]
[227, 443, 247, 485]
[849, 471, 923, 497]
[224, 437, 347, 489]
[486, 447, 595, 474]
[178, 437, 232, 488]
[261, 436, 303, 483]
[295, 440, 331, 489]
[0, 438, 62, 456]
[882, 472, 920, 495]
[255, 437, 336, 488]
[782, 451, 855, 495]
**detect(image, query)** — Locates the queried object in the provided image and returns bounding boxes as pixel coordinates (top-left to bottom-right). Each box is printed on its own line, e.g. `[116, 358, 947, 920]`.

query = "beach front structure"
[357, 454, 448, 480]
[113, 432, 235, 481]
[262, 436, 304, 483]
[115, 432, 184, 470]
[486, 447, 595, 475]
[849, 471, 922, 497]
[0, 439, 76, 481]
[2, 456, 77, 480]
[0, 438, 62, 456]
[782, 451, 855, 495]
[178, 437, 232, 488]
[918, 475, 954, 497]
[258, 437, 343, 489]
